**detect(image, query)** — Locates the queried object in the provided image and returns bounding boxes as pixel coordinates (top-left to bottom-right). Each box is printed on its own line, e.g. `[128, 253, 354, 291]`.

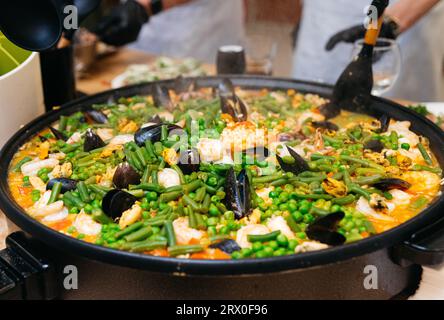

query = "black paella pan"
[0, 76, 444, 299]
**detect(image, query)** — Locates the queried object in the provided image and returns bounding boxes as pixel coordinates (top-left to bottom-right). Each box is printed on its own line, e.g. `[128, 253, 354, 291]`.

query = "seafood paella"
[8, 79, 443, 260]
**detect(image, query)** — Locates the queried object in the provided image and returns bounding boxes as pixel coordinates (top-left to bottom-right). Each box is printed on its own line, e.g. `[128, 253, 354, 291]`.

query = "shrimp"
[172, 217, 204, 245]
[196, 138, 224, 162]
[401, 171, 441, 196]
[73, 211, 102, 236]
[66, 132, 82, 144]
[386, 121, 419, 147]
[29, 176, 46, 192]
[29, 191, 67, 222]
[97, 128, 114, 142]
[108, 134, 134, 146]
[236, 224, 270, 248]
[158, 168, 181, 188]
[356, 196, 396, 222]
[294, 241, 328, 253]
[21, 158, 59, 176]
[119, 203, 142, 229]
[266, 216, 295, 239]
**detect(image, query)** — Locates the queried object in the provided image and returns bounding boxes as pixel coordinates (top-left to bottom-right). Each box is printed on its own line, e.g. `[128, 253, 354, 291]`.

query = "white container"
[0, 52, 45, 147]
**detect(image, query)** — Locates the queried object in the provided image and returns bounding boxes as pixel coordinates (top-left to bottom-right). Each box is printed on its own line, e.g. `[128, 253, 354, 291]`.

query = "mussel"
[276, 146, 309, 175]
[364, 139, 384, 153]
[178, 148, 200, 175]
[242, 146, 269, 162]
[312, 121, 339, 131]
[174, 75, 195, 94]
[319, 102, 341, 120]
[373, 178, 411, 191]
[84, 128, 106, 152]
[378, 114, 390, 133]
[102, 189, 137, 220]
[306, 211, 346, 246]
[224, 168, 251, 220]
[46, 178, 78, 193]
[134, 123, 183, 147]
[85, 110, 108, 124]
[113, 163, 141, 189]
[49, 126, 67, 141]
[152, 84, 174, 111]
[219, 79, 248, 122]
[209, 239, 241, 254]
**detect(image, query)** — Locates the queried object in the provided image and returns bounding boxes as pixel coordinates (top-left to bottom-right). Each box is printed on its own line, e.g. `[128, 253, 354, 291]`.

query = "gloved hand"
[94, 0, 149, 46]
[325, 19, 399, 51]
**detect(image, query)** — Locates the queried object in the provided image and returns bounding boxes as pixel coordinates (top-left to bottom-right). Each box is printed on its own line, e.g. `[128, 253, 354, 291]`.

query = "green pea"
[276, 234, 289, 247]
[146, 191, 158, 201]
[255, 250, 268, 259]
[240, 248, 253, 257]
[291, 211, 303, 222]
[252, 242, 263, 252]
[279, 203, 288, 211]
[224, 211, 235, 221]
[273, 248, 287, 257]
[77, 233, 86, 240]
[207, 217, 219, 226]
[208, 204, 220, 217]
[288, 239, 298, 250]
[287, 202, 298, 213]
[303, 214, 314, 224]
[268, 240, 279, 250]
[296, 232, 306, 239]
[269, 191, 278, 199]
[401, 143, 410, 151]
[263, 247, 274, 257]
[69, 207, 79, 214]
[231, 251, 242, 259]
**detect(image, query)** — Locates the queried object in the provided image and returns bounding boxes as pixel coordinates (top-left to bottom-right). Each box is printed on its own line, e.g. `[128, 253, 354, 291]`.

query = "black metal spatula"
[321, 0, 390, 119]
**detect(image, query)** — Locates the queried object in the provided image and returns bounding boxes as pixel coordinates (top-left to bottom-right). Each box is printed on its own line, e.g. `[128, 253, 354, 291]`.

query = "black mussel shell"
[46, 178, 78, 193]
[312, 121, 339, 131]
[209, 239, 241, 254]
[306, 211, 346, 246]
[373, 178, 411, 191]
[218, 78, 235, 98]
[84, 128, 105, 152]
[319, 102, 341, 120]
[85, 110, 108, 124]
[178, 149, 200, 175]
[134, 123, 183, 147]
[277, 146, 309, 175]
[218, 79, 247, 122]
[378, 114, 390, 133]
[102, 189, 137, 220]
[174, 75, 195, 94]
[152, 84, 174, 111]
[113, 163, 141, 189]
[364, 139, 384, 153]
[49, 126, 67, 141]
[225, 168, 251, 219]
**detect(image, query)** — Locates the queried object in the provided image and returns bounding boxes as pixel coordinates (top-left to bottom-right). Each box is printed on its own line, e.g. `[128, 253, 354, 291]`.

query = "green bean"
[339, 155, 384, 171]
[77, 181, 90, 203]
[188, 210, 198, 229]
[310, 154, 336, 161]
[128, 240, 167, 253]
[310, 206, 330, 217]
[154, 142, 163, 155]
[131, 183, 163, 192]
[331, 172, 343, 180]
[135, 148, 147, 167]
[297, 174, 327, 183]
[76, 160, 96, 168]
[270, 178, 288, 186]
[342, 169, 353, 189]
[286, 215, 301, 233]
[76, 154, 95, 164]
[61, 142, 81, 153]
[349, 185, 371, 200]
[183, 195, 200, 211]
[159, 191, 182, 203]
[63, 192, 85, 208]
[141, 166, 151, 184]
[164, 221, 176, 246]
[417, 142, 433, 165]
[194, 186, 206, 202]
[195, 213, 206, 230]
[144, 217, 167, 227]
[252, 174, 283, 185]
[151, 169, 158, 185]
[291, 193, 333, 200]
[47, 182, 62, 204]
[209, 235, 230, 243]
[332, 194, 355, 205]
[12, 156, 32, 172]
[58, 116, 68, 131]
[200, 194, 211, 214]
[115, 221, 144, 239]
[355, 167, 385, 175]
[88, 184, 111, 197]
[125, 226, 153, 242]
[411, 164, 442, 175]
[248, 230, 281, 243]
[129, 151, 143, 171]
[183, 180, 202, 194]
[91, 209, 113, 224]
[168, 245, 204, 256]
[171, 164, 186, 184]
[128, 189, 145, 198]
[144, 140, 156, 159]
[161, 125, 168, 141]
[354, 174, 383, 186]
[164, 185, 183, 193]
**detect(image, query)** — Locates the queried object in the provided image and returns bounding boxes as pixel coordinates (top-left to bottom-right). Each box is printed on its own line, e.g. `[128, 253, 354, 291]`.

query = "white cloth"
[129, 0, 245, 63]
[292, 0, 444, 101]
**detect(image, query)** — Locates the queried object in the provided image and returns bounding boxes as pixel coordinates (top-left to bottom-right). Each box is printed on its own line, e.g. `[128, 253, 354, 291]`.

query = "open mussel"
[102, 189, 137, 220]
[377, 114, 390, 133]
[178, 148, 200, 175]
[319, 102, 341, 120]
[219, 79, 248, 122]
[113, 163, 141, 189]
[49, 126, 67, 141]
[85, 110, 108, 124]
[364, 139, 384, 153]
[152, 84, 175, 111]
[209, 239, 241, 254]
[134, 123, 183, 147]
[373, 178, 411, 191]
[312, 121, 339, 131]
[225, 168, 251, 220]
[306, 211, 346, 246]
[276, 146, 309, 175]
[84, 128, 105, 152]
[174, 75, 196, 94]
[46, 178, 78, 193]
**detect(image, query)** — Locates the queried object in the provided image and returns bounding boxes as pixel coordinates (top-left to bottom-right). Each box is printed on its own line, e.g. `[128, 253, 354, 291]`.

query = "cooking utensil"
[0, 0, 62, 52]
[0, 76, 443, 299]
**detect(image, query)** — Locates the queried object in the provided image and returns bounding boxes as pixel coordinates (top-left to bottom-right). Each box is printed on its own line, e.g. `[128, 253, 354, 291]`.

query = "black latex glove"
[94, 0, 149, 46]
[325, 21, 398, 51]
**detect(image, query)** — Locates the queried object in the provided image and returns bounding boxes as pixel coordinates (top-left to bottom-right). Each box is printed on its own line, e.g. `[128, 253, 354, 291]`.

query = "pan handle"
[0, 232, 59, 300]
[393, 216, 444, 266]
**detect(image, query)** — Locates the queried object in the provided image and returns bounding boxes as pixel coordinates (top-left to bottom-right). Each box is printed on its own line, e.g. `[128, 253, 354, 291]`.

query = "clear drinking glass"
[351, 38, 401, 96]
[245, 35, 277, 76]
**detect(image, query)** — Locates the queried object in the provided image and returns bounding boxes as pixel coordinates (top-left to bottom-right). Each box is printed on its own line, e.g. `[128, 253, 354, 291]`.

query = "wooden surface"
[76, 48, 158, 95]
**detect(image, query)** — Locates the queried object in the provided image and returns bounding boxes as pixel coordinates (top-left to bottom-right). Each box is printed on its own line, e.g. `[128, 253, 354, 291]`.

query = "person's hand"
[325, 20, 399, 51]
[94, 0, 149, 47]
